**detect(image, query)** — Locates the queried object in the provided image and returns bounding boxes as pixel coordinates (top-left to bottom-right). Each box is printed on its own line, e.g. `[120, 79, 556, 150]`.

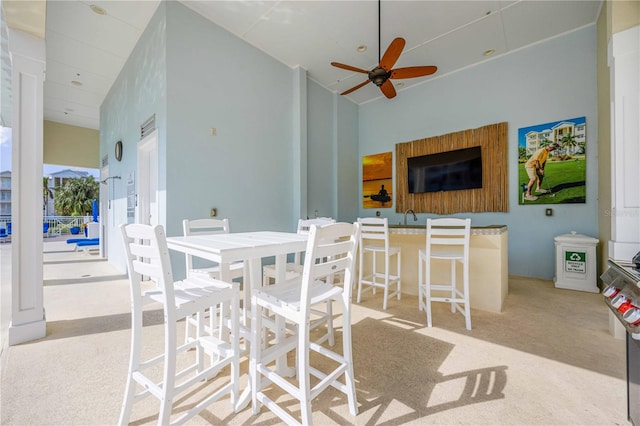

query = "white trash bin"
[554, 231, 599, 293]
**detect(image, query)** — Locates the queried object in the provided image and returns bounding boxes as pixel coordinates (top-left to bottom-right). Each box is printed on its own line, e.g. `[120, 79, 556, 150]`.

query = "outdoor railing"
[0, 215, 99, 237]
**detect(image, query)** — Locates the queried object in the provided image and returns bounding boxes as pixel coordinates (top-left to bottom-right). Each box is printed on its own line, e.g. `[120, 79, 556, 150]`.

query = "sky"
[0, 126, 99, 178]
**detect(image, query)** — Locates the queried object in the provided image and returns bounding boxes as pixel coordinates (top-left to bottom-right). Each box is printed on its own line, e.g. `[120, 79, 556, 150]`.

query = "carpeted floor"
[0, 241, 629, 425]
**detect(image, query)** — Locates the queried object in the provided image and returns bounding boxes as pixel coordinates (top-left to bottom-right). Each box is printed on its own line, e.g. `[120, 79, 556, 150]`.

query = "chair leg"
[118, 309, 142, 426]
[382, 254, 389, 310]
[326, 300, 335, 346]
[463, 262, 472, 331]
[371, 253, 377, 295]
[250, 300, 262, 415]
[418, 253, 423, 311]
[341, 297, 358, 417]
[425, 264, 433, 328]
[396, 251, 401, 300]
[357, 250, 364, 304]
[450, 260, 456, 313]
[159, 321, 177, 425]
[298, 329, 313, 425]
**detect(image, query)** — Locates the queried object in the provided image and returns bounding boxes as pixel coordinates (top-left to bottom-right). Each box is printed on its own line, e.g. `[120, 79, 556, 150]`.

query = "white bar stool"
[250, 222, 360, 425]
[119, 223, 240, 425]
[357, 217, 401, 310]
[418, 218, 472, 330]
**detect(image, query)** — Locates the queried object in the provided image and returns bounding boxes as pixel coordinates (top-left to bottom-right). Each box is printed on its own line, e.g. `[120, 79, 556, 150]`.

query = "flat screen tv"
[408, 146, 483, 193]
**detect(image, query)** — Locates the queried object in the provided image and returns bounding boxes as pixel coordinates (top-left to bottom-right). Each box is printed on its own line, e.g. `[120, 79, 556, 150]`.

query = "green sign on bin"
[565, 251, 586, 273]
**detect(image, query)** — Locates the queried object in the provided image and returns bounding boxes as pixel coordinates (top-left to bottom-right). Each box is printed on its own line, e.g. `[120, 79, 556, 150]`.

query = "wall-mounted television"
[408, 146, 483, 193]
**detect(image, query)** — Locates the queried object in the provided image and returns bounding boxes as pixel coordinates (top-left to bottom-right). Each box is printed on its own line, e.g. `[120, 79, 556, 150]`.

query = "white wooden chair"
[418, 218, 472, 330]
[183, 218, 245, 280]
[262, 217, 335, 286]
[357, 217, 401, 310]
[250, 222, 360, 425]
[118, 223, 240, 425]
[183, 218, 245, 342]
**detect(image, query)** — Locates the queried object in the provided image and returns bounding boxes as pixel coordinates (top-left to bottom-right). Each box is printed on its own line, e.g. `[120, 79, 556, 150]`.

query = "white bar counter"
[385, 224, 508, 313]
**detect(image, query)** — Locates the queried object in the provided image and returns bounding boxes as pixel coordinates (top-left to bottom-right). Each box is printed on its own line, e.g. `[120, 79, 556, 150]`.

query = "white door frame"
[137, 130, 159, 227]
[99, 165, 109, 258]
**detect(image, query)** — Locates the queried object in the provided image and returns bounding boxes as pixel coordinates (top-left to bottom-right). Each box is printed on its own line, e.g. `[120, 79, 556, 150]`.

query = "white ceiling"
[9, 0, 603, 130]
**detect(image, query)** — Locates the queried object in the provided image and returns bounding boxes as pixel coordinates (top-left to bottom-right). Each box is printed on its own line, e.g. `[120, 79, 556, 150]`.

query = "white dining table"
[167, 230, 307, 288]
[166, 230, 308, 411]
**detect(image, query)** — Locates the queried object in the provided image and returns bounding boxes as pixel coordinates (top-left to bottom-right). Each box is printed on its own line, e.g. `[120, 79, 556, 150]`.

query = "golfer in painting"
[524, 143, 560, 201]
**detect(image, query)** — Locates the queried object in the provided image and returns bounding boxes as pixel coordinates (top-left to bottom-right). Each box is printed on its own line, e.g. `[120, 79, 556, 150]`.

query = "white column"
[608, 25, 640, 262]
[8, 29, 46, 345]
[292, 66, 307, 222]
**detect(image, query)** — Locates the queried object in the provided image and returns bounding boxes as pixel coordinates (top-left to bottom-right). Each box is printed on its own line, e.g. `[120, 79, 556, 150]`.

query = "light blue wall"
[101, 2, 359, 278]
[163, 2, 298, 278]
[100, 3, 168, 270]
[358, 26, 599, 279]
[307, 80, 360, 222]
[307, 80, 335, 218]
[336, 93, 360, 223]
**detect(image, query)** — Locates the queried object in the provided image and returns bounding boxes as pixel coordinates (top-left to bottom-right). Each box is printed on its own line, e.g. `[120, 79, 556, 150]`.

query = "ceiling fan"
[331, 0, 437, 99]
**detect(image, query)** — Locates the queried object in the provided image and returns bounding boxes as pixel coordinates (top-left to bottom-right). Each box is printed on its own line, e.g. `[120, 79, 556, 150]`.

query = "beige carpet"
[0, 241, 629, 425]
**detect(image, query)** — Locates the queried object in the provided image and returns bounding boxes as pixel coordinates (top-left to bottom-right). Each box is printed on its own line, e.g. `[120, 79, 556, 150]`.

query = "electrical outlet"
[376, 211, 381, 217]
[545, 208, 553, 216]
[210, 208, 217, 217]
[210, 128, 217, 136]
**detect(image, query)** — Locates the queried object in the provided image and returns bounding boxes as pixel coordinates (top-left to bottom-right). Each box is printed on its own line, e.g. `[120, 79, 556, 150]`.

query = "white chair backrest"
[426, 218, 471, 257]
[299, 222, 360, 313]
[182, 218, 231, 273]
[183, 218, 231, 237]
[297, 217, 335, 234]
[120, 223, 176, 318]
[357, 217, 390, 249]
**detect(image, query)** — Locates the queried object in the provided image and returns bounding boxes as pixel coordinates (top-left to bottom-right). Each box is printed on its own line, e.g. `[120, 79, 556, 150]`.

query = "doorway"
[137, 130, 158, 227]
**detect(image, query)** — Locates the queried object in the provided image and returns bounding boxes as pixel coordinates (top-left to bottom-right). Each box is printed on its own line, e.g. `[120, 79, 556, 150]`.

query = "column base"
[8, 317, 46, 346]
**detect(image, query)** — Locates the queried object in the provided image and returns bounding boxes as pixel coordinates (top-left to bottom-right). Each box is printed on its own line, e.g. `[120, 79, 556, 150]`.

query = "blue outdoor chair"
[43, 222, 50, 237]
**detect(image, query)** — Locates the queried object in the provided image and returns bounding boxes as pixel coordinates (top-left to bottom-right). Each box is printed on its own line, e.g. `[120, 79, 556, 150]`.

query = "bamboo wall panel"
[395, 122, 508, 214]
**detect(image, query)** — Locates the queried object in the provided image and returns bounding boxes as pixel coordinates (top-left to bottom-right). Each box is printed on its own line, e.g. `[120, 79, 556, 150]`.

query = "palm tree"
[559, 133, 578, 155]
[540, 138, 553, 148]
[54, 176, 99, 216]
[43, 177, 53, 216]
[518, 146, 527, 160]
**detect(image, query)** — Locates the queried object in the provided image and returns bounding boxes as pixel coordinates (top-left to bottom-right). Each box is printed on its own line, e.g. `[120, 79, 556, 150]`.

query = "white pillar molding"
[8, 29, 46, 345]
[292, 66, 307, 223]
[607, 25, 640, 262]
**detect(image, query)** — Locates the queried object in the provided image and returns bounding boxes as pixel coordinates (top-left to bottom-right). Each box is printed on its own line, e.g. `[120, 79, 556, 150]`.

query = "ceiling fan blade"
[331, 62, 369, 74]
[340, 80, 371, 95]
[390, 66, 438, 79]
[380, 80, 396, 99]
[379, 37, 405, 71]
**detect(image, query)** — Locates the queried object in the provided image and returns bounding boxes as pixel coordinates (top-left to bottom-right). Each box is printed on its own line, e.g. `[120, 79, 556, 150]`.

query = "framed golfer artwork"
[363, 151, 393, 208]
[518, 117, 586, 205]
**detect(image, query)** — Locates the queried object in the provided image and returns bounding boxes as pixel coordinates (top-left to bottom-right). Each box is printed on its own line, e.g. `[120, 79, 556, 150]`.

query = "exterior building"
[525, 120, 586, 156]
[0, 170, 10, 217]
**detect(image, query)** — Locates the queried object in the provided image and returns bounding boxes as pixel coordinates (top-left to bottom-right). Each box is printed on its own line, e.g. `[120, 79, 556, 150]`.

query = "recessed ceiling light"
[71, 80, 83, 86]
[483, 49, 495, 57]
[90, 4, 107, 15]
[356, 45, 367, 53]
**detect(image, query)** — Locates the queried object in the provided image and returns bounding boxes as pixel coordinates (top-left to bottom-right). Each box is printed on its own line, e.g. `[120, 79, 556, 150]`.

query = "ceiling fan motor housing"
[369, 67, 391, 86]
